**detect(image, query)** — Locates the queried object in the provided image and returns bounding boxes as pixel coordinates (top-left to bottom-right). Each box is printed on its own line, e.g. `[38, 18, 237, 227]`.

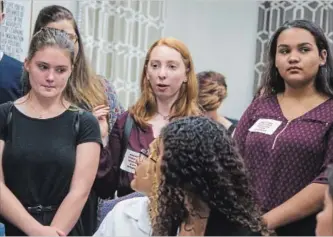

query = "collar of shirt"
[0, 51, 3, 61]
[123, 196, 151, 234]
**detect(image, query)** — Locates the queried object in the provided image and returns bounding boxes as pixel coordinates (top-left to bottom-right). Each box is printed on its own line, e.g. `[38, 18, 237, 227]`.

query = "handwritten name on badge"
[249, 118, 282, 135]
[120, 149, 141, 174]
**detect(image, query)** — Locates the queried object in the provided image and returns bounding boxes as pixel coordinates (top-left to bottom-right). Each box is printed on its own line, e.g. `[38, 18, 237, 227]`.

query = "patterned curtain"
[76, 0, 166, 108]
[253, 0, 333, 94]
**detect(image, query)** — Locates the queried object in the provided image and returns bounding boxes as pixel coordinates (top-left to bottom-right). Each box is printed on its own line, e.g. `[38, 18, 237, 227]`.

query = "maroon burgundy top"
[94, 111, 154, 198]
[234, 95, 333, 212]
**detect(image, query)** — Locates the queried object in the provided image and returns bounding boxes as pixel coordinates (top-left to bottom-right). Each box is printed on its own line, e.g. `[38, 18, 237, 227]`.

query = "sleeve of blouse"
[93, 112, 128, 199]
[312, 126, 333, 184]
[233, 99, 259, 156]
[103, 79, 125, 130]
[77, 111, 102, 146]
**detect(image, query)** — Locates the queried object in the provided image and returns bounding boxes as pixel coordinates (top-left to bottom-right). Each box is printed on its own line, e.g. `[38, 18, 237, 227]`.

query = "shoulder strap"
[121, 114, 134, 156]
[74, 109, 84, 144]
[3, 102, 15, 141]
[3, 103, 82, 143]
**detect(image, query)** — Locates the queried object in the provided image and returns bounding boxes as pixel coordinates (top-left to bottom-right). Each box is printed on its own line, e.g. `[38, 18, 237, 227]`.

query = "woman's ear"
[24, 58, 30, 72]
[320, 49, 327, 66]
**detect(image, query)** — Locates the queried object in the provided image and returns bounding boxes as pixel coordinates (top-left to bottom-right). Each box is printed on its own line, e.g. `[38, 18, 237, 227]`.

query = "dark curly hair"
[152, 116, 267, 236]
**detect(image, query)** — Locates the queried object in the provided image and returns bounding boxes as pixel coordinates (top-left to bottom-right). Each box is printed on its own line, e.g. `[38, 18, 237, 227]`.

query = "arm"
[50, 112, 101, 235]
[93, 113, 127, 199]
[263, 183, 325, 229]
[0, 141, 62, 236]
[51, 142, 100, 234]
[264, 126, 333, 229]
[233, 99, 259, 155]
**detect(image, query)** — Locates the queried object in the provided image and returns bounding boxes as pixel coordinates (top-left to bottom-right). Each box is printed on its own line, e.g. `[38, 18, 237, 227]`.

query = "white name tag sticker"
[249, 119, 282, 135]
[120, 149, 141, 174]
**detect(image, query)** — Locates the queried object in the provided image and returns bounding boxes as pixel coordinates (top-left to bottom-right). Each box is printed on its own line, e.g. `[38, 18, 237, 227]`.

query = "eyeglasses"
[138, 149, 158, 164]
[150, 154, 158, 163]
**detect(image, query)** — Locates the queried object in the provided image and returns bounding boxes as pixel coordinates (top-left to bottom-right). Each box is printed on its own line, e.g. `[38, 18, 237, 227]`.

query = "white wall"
[164, 0, 259, 119]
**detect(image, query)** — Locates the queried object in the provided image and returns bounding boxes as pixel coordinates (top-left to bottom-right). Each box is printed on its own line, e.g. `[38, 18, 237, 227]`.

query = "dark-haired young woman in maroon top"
[234, 20, 333, 236]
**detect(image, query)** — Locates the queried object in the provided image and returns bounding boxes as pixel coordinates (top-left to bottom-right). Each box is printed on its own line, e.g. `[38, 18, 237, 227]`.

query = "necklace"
[29, 103, 50, 119]
[156, 111, 169, 120]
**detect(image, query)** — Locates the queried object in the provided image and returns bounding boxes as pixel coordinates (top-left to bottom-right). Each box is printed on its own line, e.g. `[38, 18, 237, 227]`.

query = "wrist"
[263, 208, 283, 230]
[102, 136, 109, 147]
[23, 221, 43, 236]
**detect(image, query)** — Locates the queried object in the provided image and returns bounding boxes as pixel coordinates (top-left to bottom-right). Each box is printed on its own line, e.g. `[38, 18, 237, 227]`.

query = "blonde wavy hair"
[129, 37, 201, 128]
[27, 5, 108, 110]
[141, 137, 161, 225]
[197, 71, 227, 112]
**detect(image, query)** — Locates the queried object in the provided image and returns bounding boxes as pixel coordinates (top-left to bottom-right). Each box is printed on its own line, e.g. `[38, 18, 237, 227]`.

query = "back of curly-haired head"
[152, 116, 266, 236]
[197, 71, 227, 112]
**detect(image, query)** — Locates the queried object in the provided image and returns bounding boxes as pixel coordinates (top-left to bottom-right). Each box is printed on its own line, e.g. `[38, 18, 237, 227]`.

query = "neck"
[180, 196, 210, 236]
[283, 83, 318, 100]
[205, 110, 232, 129]
[205, 110, 218, 121]
[184, 195, 210, 218]
[28, 91, 65, 111]
[155, 96, 177, 117]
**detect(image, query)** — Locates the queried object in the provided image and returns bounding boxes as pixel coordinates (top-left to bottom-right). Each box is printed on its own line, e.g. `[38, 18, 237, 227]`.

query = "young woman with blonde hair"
[29, 5, 124, 235]
[0, 27, 101, 236]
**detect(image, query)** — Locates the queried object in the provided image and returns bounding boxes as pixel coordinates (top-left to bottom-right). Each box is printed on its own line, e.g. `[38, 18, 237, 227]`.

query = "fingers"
[93, 105, 109, 111]
[93, 108, 110, 119]
[93, 105, 110, 117]
[94, 111, 109, 119]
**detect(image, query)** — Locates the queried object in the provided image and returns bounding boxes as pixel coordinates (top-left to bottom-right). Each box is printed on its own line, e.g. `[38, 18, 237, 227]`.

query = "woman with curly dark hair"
[152, 116, 267, 236]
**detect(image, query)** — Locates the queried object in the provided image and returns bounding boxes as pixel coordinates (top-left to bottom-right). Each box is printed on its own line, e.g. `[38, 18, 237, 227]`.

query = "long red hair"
[129, 37, 201, 128]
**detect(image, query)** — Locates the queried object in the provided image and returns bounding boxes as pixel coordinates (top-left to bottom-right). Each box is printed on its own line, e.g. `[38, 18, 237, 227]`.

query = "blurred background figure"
[197, 71, 237, 134]
[0, 0, 23, 104]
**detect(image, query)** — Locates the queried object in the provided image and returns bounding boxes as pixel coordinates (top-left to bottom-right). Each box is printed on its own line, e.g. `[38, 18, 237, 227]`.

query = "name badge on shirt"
[249, 118, 282, 135]
[120, 149, 141, 174]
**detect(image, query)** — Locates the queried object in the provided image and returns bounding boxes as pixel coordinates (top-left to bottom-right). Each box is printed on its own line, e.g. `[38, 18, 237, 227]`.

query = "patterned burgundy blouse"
[234, 95, 333, 212]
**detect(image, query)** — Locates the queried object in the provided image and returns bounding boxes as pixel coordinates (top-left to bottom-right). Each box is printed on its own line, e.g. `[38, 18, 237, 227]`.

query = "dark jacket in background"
[0, 54, 23, 104]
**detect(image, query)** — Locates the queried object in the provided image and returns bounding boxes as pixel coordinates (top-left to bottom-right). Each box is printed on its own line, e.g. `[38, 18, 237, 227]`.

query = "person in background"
[197, 70, 237, 134]
[31, 5, 124, 235]
[0, 0, 23, 104]
[0, 27, 101, 236]
[152, 116, 266, 236]
[316, 165, 333, 236]
[234, 19, 333, 235]
[95, 37, 202, 199]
